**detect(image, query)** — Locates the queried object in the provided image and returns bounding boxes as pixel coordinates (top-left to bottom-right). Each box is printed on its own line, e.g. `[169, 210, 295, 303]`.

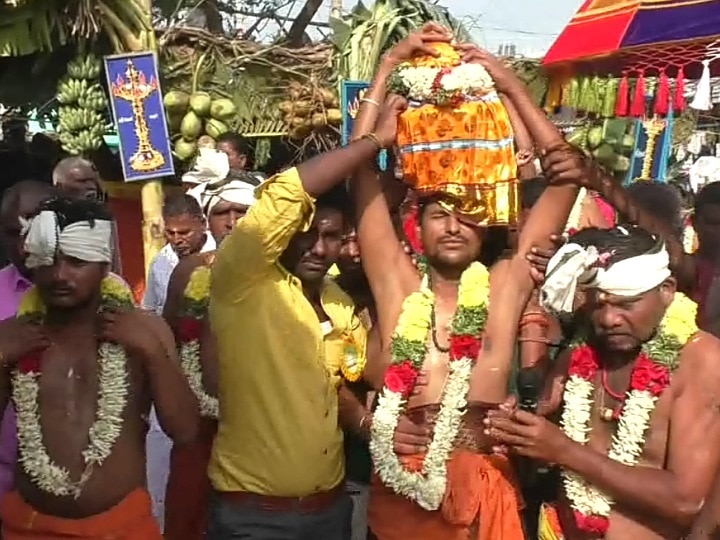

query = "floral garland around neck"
[561, 292, 698, 536]
[369, 262, 489, 510]
[179, 265, 218, 419]
[14, 276, 133, 499]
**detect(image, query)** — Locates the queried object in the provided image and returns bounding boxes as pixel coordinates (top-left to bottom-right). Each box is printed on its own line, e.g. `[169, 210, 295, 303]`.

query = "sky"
[441, 0, 580, 56]
[308, 0, 581, 58]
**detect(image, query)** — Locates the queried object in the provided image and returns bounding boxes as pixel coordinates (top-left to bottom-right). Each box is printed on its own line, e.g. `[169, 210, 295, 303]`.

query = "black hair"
[0, 180, 55, 217]
[215, 132, 249, 154]
[624, 181, 684, 239]
[520, 176, 548, 210]
[40, 195, 113, 231]
[162, 194, 204, 220]
[694, 182, 720, 216]
[569, 225, 661, 265]
[316, 184, 352, 218]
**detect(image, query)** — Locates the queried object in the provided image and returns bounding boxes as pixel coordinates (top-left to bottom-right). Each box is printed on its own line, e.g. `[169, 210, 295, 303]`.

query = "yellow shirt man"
[209, 167, 367, 497]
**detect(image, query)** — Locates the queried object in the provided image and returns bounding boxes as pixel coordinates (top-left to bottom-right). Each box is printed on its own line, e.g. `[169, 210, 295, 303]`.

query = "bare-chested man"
[487, 225, 720, 540]
[0, 196, 199, 539]
[162, 159, 258, 540]
[351, 27, 590, 539]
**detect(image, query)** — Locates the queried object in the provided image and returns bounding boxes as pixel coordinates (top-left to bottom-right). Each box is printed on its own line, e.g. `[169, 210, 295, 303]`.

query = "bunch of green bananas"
[66, 55, 102, 80]
[56, 54, 107, 156]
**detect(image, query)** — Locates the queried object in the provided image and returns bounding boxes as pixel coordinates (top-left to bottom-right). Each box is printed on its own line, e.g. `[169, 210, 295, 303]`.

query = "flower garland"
[14, 276, 133, 498]
[561, 293, 698, 535]
[369, 262, 489, 510]
[179, 265, 218, 419]
[388, 62, 495, 107]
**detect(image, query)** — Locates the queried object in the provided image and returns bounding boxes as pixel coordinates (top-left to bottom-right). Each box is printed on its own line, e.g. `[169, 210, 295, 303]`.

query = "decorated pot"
[390, 42, 519, 225]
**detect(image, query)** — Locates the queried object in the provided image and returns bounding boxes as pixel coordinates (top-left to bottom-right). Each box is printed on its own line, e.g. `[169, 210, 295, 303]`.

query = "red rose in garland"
[17, 351, 42, 375]
[178, 317, 202, 343]
[384, 361, 419, 398]
[630, 354, 669, 397]
[569, 345, 599, 380]
[450, 334, 481, 361]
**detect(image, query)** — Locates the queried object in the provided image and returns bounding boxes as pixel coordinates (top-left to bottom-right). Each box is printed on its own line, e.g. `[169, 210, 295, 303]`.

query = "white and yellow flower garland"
[14, 276, 133, 498]
[388, 63, 495, 106]
[370, 262, 489, 510]
[560, 292, 698, 534]
[179, 265, 218, 419]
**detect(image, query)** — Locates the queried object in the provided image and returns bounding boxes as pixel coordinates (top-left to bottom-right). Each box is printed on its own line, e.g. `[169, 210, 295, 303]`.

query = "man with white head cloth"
[485, 225, 720, 540]
[0, 195, 199, 539]
[161, 149, 259, 540]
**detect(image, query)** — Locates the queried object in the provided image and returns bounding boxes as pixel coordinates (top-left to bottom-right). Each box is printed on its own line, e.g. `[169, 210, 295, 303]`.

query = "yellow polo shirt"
[208, 168, 367, 497]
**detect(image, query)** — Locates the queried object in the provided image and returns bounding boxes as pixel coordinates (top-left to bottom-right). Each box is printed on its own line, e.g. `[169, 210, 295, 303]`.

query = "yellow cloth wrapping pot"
[395, 42, 519, 226]
[538, 504, 564, 540]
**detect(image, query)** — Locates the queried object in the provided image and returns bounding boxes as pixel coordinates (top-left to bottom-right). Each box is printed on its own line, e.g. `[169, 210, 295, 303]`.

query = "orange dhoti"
[164, 417, 216, 540]
[0, 488, 161, 539]
[368, 450, 525, 540]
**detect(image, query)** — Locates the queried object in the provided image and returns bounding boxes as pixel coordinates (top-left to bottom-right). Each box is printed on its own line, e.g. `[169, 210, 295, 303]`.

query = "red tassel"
[654, 70, 670, 116]
[674, 66, 686, 113]
[615, 74, 630, 117]
[630, 73, 646, 118]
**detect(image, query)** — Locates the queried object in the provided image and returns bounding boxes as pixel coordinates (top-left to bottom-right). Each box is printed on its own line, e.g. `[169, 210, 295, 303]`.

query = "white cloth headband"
[199, 180, 256, 213]
[184, 148, 257, 214]
[182, 148, 230, 186]
[540, 236, 671, 314]
[23, 211, 113, 269]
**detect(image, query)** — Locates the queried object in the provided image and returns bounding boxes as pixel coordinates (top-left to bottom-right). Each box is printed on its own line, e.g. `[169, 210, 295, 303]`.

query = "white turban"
[184, 148, 257, 214]
[540, 228, 671, 314]
[22, 211, 113, 269]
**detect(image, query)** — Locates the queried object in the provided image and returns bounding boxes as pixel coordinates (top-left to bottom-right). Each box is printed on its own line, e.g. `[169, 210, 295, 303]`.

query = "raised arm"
[212, 138, 392, 298]
[463, 47, 584, 381]
[350, 26, 450, 345]
[587, 171, 695, 293]
[500, 95, 536, 180]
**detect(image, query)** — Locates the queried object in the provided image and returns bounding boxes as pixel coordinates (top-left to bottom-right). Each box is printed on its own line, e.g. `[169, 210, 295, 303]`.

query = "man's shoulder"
[675, 331, 720, 386]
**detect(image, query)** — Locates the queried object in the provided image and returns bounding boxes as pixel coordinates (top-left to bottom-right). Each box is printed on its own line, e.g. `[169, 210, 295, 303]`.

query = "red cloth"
[164, 418, 217, 540]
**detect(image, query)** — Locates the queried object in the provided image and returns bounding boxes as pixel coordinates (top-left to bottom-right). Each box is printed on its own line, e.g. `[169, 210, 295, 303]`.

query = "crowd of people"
[0, 24, 720, 540]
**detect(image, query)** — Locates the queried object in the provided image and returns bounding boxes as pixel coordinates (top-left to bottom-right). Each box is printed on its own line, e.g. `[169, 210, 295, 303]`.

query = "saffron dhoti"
[368, 450, 524, 540]
[0, 488, 161, 539]
[164, 417, 216, 540]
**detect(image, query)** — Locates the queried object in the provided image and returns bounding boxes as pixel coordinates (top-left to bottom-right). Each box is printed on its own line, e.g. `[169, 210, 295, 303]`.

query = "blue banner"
[341, 80, 387, 170]
[104, 52, 174, 182]
[626, 118, 669, 184]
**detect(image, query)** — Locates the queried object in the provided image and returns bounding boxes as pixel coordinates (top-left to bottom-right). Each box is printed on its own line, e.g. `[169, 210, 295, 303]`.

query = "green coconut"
[210, 98, 237, 121]
[163, 90, 189, 114]
[180, 111, 203, 140]
[174, 138, 197, 161]
[189, 92, 212, 117]
[205, 118, 230, 139]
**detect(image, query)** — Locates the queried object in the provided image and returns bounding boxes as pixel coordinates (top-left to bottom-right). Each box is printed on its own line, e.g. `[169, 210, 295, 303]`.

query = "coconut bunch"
[164, 90, 237, 162]
[280, 81, 342, 141]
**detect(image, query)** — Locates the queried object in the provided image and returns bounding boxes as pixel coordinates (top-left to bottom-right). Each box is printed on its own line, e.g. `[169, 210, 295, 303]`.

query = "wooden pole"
[138, 0, 165, 276]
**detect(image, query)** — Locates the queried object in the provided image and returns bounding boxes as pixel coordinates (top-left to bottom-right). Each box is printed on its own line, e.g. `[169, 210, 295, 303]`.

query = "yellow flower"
[17, 287, 44, 317]
[100, 276, 134, 306]
[184, 266, 211, 303]
[457, 262, 490, 308]
[661, 292, 698, 344]
[396, 289, 433, 343]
